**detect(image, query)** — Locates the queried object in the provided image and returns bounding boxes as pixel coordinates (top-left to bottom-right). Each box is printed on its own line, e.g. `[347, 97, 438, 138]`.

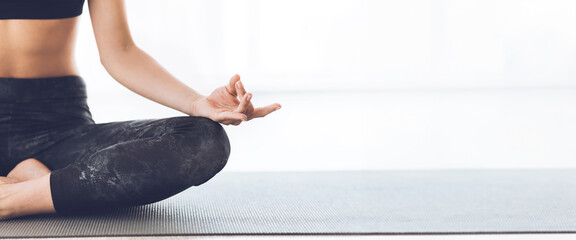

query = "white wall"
[74, 0, 576, 171]
[77, 0, 576, 93]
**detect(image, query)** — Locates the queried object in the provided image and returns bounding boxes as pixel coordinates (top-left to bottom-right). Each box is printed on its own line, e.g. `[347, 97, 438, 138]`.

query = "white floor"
[90, 87, 576, 172]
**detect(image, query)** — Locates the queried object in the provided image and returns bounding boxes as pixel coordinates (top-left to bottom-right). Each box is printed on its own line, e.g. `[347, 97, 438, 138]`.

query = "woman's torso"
[0, 18, 80, 78]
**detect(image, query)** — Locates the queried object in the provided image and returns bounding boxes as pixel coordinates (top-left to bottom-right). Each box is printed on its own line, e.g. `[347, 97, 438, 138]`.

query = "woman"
[0, 0, 281, 220]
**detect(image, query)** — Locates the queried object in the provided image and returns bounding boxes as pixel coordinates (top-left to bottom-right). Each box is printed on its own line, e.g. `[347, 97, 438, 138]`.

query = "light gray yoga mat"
[1, 170, 576, 237]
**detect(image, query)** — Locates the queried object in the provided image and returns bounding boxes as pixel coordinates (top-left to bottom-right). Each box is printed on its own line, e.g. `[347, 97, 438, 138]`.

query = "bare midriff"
[0, 17, 79, 78]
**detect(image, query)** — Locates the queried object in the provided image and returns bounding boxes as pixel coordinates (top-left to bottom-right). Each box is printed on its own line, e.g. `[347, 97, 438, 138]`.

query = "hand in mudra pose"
[190, 74, 282, 126]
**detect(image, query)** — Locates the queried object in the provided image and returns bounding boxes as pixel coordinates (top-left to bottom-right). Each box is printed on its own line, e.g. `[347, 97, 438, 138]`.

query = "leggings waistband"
[0, 75, 87, 103]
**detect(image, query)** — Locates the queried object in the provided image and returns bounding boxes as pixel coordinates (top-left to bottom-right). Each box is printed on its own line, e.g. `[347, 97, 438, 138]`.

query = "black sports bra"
[0, 0, 86, 20]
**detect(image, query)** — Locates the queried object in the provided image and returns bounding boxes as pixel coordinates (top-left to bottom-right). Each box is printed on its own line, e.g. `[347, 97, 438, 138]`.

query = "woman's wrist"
[183, 92, 207, 116]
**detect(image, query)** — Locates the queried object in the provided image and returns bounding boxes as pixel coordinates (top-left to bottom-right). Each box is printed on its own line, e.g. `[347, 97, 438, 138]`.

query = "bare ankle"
[7, 158, 51, 182]
[0, 177, 20, 185]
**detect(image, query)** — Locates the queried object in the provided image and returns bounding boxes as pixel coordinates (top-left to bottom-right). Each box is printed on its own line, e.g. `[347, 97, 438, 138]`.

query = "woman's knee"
[165, 116, 230, 185]
[172, 116, 230, 156]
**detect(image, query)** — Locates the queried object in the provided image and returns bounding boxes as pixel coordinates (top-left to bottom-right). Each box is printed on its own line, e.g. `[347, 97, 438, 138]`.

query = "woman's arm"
[87, 0, 279, 125]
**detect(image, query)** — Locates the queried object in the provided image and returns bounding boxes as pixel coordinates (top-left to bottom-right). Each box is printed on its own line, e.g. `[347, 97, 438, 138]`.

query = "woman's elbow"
[98, 43, 139, 68]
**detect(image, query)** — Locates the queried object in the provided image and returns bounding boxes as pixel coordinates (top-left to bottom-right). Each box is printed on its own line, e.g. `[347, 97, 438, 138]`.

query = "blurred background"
[75, 0, 576, 171]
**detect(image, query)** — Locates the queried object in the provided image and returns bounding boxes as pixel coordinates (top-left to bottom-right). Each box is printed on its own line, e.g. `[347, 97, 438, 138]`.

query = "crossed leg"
[0, 116, 230, 220]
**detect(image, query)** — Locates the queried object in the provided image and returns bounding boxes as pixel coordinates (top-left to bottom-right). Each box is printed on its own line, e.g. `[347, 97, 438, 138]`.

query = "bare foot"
[0, 174, 55, 220]
[6, 158, 51, 183]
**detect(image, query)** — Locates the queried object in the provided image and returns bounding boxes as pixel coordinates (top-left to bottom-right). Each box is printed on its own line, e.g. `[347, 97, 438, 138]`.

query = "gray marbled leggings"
[0, 76, 230, 213]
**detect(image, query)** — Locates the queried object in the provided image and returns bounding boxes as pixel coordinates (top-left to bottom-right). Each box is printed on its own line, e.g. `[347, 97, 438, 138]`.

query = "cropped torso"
[0, 0, 86, 78]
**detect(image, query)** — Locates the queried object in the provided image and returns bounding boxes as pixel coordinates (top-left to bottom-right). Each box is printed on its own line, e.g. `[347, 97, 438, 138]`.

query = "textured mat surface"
[1, 170, 576, 237]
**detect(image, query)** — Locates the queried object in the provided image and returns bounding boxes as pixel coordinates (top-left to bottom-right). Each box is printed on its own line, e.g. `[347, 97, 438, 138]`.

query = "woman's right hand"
[188, 74, 281, 125]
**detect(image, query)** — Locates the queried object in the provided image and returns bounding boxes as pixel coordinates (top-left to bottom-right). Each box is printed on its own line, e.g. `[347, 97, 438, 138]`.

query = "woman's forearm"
[100, 44, 202, 116]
